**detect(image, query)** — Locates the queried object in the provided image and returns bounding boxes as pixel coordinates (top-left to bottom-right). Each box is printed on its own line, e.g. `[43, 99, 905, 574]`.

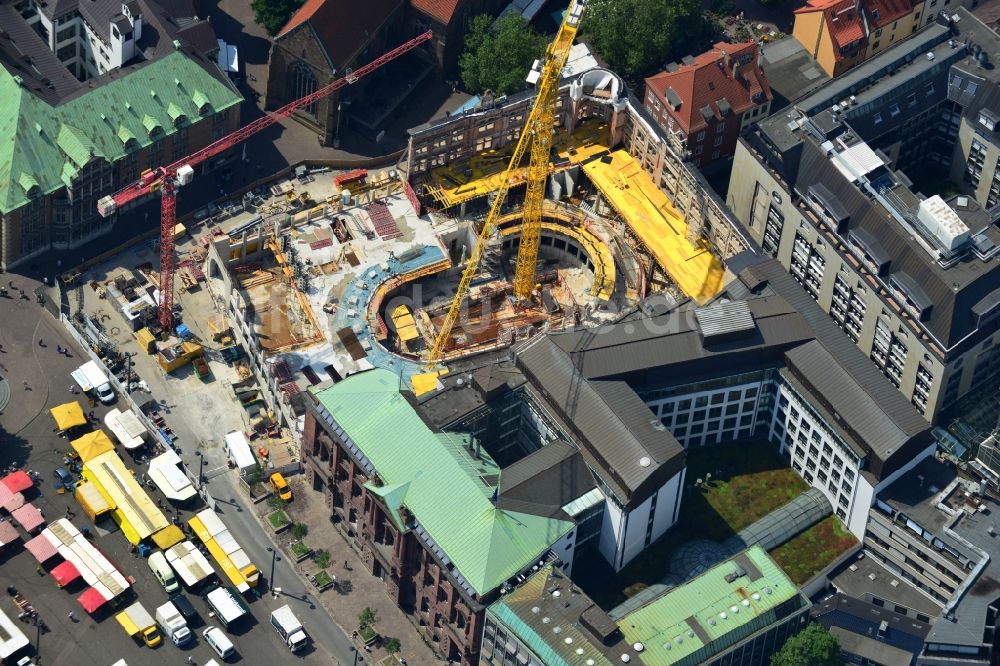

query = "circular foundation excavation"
[374, 206, 634, 360]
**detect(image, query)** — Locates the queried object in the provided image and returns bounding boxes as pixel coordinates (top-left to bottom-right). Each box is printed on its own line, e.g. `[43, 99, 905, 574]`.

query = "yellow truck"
[115, 602, 163, 648]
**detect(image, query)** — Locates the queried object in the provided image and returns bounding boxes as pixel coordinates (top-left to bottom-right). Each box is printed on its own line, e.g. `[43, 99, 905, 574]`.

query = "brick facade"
[0, 106, 239, 270]
[301, 408, 483, 664]
[264, 4, 405, 146]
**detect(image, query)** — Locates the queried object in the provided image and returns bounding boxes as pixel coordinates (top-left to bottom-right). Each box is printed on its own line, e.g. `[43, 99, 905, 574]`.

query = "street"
[0, 279, 370, 666]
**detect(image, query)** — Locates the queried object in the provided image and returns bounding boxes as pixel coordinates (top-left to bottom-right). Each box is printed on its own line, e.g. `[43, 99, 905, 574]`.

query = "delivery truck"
[205, 586, 249, 631]
[155, 601, 192, 647]
[71, 360, 116, 404]
[115, 602, 163, 648]
[270, 605, 308, 652]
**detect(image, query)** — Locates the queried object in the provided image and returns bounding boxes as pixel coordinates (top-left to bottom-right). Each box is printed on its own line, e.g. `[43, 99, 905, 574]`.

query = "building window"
[696, 131, 706, 142]
[292, 61, 317, 115]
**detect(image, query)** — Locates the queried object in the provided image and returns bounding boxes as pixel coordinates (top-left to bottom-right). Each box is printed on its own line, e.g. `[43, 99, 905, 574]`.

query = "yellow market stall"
[50, 402, 87, 431]
[71, 430, 115, 462]
[82, 451, 168, 545]
[74, 481, 114, 521]
[151, 525, 185, 550]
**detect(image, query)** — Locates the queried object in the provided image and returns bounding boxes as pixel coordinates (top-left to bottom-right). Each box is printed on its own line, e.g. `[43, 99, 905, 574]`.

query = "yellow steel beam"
[428, 0, 586, 363]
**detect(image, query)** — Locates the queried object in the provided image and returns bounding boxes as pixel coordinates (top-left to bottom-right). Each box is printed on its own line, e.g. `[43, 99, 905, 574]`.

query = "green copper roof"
[313, 369, 574, 596]
[488, 548, 807, 666]
[56, 123, 100, 167]
[166, 102, 186, 123]
[619, 546, 806, 665]
[0, 51, 242, 214]
[17, 172, 38, 194]
[364, 480, 412, 532]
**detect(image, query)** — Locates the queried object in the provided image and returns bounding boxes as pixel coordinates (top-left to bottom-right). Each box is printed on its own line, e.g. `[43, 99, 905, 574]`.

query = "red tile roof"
[795, 0, 865, 52]
[644, 41, 772, 136]
[866, 0, 912, 29]
[277, 0, 404, 68]
[411, 0, 462, 25]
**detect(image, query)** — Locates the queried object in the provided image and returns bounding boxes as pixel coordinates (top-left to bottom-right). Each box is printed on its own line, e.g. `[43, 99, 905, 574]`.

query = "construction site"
[64, 2, 750, 440]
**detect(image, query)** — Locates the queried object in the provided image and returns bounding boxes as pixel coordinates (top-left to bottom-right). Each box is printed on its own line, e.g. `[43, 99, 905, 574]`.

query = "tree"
[583, 0, 712, 81]
[312, 549, 332, 569]
[290, 523, 308, 540]
[383, 637, 401, 655]
[251, 0, 304, 36]
[771, 623, 841, 666]
[460, 14, 547, 96]
[358, 607, 378, 631]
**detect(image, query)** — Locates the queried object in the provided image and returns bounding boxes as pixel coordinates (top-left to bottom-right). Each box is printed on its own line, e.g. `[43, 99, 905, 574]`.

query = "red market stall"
[76, 587, 107, 614]
[0, 484, 23, 512]
[51, 561, 81, 588]
[1, 471, 33, 493]
[24, 534, 58, 563]
[11, 503, 45, 533]
[0, 520, 20, 547]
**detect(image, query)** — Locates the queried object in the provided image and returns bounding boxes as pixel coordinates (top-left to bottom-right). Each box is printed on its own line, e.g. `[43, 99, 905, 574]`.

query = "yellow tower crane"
[428, 0, 586, 363]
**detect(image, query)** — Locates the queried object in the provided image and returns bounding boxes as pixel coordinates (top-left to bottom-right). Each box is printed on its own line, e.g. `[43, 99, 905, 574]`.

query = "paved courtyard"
[265, 474, 442, 666]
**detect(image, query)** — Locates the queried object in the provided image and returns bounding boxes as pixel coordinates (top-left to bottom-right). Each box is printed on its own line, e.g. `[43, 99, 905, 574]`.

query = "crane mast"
[97, 31, 432, 330]
[428, 0, 585, 363]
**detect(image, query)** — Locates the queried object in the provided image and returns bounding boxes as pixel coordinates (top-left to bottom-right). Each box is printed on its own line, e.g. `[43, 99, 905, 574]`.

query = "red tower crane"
[97, 31, 432, 331]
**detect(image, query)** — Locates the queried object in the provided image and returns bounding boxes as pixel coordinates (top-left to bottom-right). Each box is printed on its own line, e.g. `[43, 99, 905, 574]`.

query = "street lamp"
[267, 546, 281, 593]
[34, 614, 41, 658]
[196, 451, 206, 488]
[334, 100, 351, 148]
[123, 351, 137, 395]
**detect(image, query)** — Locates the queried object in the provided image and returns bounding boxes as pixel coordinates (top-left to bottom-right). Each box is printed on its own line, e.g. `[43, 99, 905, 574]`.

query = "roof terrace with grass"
[485, 546, 810, 666]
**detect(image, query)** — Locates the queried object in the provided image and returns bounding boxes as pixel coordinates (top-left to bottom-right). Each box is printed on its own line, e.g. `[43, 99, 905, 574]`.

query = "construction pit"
[207, 174, 643, 380]
[376, 202, 634, 358]
[197, 129, 728, 411]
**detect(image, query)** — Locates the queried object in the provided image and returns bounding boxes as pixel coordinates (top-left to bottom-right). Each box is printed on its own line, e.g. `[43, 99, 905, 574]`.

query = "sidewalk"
[264, 475, 442, 665]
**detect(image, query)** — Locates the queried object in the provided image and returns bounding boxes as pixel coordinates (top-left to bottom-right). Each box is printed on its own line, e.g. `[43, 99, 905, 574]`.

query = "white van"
[203, 626, 235, 659]
[147, 551, 179, 594]
[71, 361, 116, 404]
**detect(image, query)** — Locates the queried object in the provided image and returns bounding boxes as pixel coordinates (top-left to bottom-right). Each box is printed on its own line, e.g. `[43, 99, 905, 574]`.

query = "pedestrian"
[69, 384, 77, 394]
[187, 657, 194, 665]
[35, 564, 43, 576]
[67, 611, 76, 621]
[56, 344, 62, 354]
[37, 338, 43, 347]
[22, 380, 28, 391]
[344, 559, 349, 570]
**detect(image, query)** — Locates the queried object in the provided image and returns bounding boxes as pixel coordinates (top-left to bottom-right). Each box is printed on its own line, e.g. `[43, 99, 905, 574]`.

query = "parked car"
[171, 595, 198, 624]
[54, 468, 72, 486]
[269, 473, 291, 502]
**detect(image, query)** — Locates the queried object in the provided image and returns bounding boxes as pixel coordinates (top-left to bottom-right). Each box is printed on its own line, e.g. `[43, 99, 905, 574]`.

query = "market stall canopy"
[11, 503, 44, 532]
[0, 520, 20, 546]
[71, 430, 115, 462]
[74, 482, 113, 520]
[147, 450, 196, 502]
[77, 587, 107, 613]
[24, 534, 58, 563]
[51, 560, 81, 587]
[103, 409, 146, 449]
[50, 402, 86, 431]
[0, 484, 24, 512]
[1, 470, 33, 493]
[151, 525, 184, 550]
